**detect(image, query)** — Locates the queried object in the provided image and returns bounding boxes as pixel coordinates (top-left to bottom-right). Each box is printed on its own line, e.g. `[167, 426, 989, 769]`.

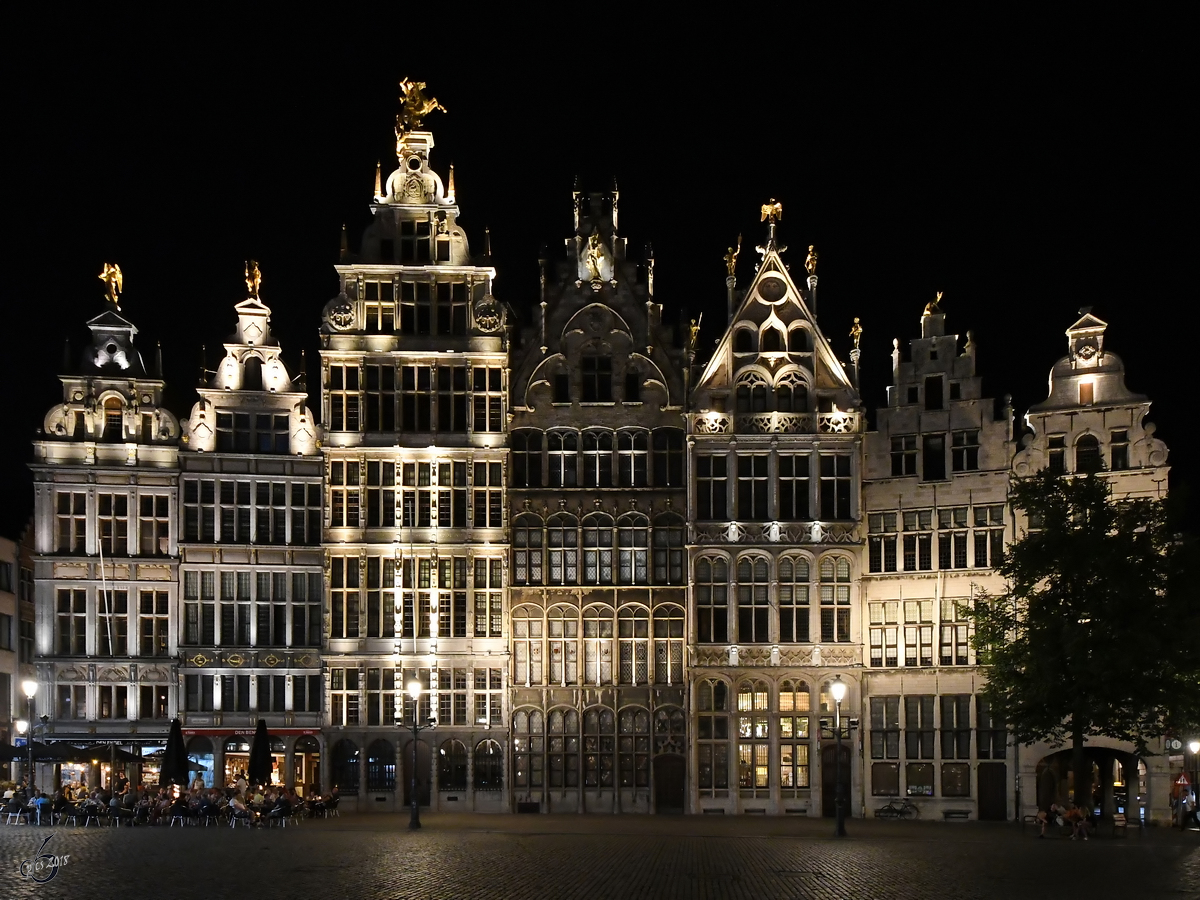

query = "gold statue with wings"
[396, 77, 447, 135]
[99, 263, 123, 310]
[245, 260, 262, 299]
[760, 199, 783, 224]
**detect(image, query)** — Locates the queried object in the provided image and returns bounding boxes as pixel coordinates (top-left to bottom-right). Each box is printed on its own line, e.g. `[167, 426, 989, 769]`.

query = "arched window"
[438, 739, 467, 791]
[778, 679, 811, 793]
[776, 373, 809, 413]
[583, 707, 616, 788]
[778, 556, 811, 642]
[474, 740, 503, 791]
[697, 680, 730, 794]
[695, 557, 729, 643]
[332, 739, 360, 795]
[547, 513, 578, 585]
[735, 382, 768, 413]
[652, 513, 684, 584]
[618, 605, 649, 683]
[617, 430, 649, 487]
[103, 397, 123, 441]
[512, 605, 544, 685]
[789, 327, 812, 352]
[618, 707, 651, 788]
[584, 605, 615, 684]
[547, 431, 578, 487]
[1076, 434, 1103, 474]
[582, 430, 614, 487]
[653, 603, 685, 684]
[651, 428, 685, 486]
[736, 555, 771, 643]
[653, 706, 686, 755]
[547, 604, 578, 685]
[733, 329, 755, 352]
[243, 356, 263, 391]
[617, 513, 649, 584]
[548, 708, 580, 788]
[819, 557, 852, 643]
[512, 430, 543, 487]
[761, 328, 784, 352]
[582, 513, 614, 585]
[366, 738, 395, 791]
[513, 513, 543, 585]
[512, 709, 544, 789]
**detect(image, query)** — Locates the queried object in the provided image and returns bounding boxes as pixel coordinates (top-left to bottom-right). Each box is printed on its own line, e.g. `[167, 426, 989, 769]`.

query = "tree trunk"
[1072, 720, 1092, 814]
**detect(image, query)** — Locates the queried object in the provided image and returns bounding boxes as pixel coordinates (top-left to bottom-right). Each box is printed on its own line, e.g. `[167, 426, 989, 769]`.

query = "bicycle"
[875, 798, 920, 819]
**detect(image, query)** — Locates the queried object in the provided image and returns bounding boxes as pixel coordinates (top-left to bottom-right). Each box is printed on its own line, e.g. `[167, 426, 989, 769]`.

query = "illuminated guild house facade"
[1010, 311, 1172, 823]
[30, 292, 181, 771]
[507, 189, 689, 813]
[687, 222, 867, 816]
[319, 121, 510, 812]
[177, 278, 324, 791]
[861, 300, 1015, 819]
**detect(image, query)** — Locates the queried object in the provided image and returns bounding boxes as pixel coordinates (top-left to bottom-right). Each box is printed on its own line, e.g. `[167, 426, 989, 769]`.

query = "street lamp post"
[830, 676, 848, 838]
[405, 680, 436, 830]
[21, 680, 38, 791]
[1189, 740, 1200, 829]
[15, 719, 28, 788]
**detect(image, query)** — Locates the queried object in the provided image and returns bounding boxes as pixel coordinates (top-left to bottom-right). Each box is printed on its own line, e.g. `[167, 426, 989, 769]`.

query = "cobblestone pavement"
[2, 814, 1197, 900]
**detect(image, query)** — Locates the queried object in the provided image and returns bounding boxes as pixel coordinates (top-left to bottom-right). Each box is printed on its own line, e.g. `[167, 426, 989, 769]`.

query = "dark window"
[922, 435, 946, 481]
[624, 371, 641, 403]
[924, 376, 943, 411]
[948, 382, 961, 400]
[1076, 435, 1102, 474]
[891, 436, 917, 476]
[553, 373, 570, 403]
[1110, 430, 1129, 470]
[581, 357, 612, 402]
[1048, 435, 1066, 475]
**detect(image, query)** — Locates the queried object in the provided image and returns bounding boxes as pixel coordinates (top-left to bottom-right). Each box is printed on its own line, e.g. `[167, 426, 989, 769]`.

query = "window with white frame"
[98, 684, 128, 719]
[255, 482, 288, 544]
[618, 707, 650, 788]
[870, 696, 900, 795]
[474, 667, 503, 727]
[57, 588, 87, 654]
[736, 454, 770, 521]
[868, 512, 898, 572]
[652, 604, 684, 684]
[98, 493, 129, 556]
[330, 556, 360, 639]
[364, 363, 396, 432]
[400, 462, 432, 527]
[138, 495, 170, 555]
[951, 429, 980, 471]
[972, 505, 1005, 567]
[437, 556, 468, 638]
[696, 454, 728, 520]
[582, 513, 614, 585]
[219, 571, 251, 646]
[891, 435, 917, 476]
[182, 571, 216, 645]
[364, 666, 396, 726]
[617, 430, 648, 487]
[513, 514, 543, 585]
[819, 453, 852, 519]
[436, 364, 468, 433]
[218, 481, 250, 543]
[582, 430, 614, 487]
[547, 513, 579, 585]
[940, 599, 971, 665]
[902, 509, 933, 570]
[330, 461, 361, 528]
[58, 684, 87, 719]
[512, 709, 545, 790]
[291, 571, 322, 646]
[366, 462, 396, 527]
[400, 365, 432, 432]
[98, 589, 128, 656]
[472, 366, 503, 432]
[652, 513, 684, 584]
[330, 667, 360, 726]
[328, 364, 361, 431]
[472, 461, 503, 528]
[976, 697, 1007, 759]
[439, 461, 468, 528]
[512, 606, 544, 685]
[437, 667, 469, 725]
[257, 673, 288, 714]
[183, 479, 216, 542]
[941, 694, 971, 760]
[435, 281, 469, 335]
[583, 605, 614, 685]
[399, 279, 431, 331]
[937, 506, 969, 568]
[547, 431, 578, 487]
[583, 707, 615, 787]
[362, 279, 395, 332]
[473, 557, 503, 638]
[547, 605, 578, 686]
[903, 600, 934, 667]
[869, 601, 899, 667]
[617, 513, 649, 585]
[139, 590, 170, 656]
[618, 605, 649, 684]
[778, 454, 810, 520]
[366, 557, 396, 639]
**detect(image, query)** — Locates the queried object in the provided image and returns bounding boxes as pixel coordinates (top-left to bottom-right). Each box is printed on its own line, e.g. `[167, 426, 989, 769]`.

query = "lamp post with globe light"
[21, 679, 37, 789]
[405, 680, 436, 830]
[1190, 740, 1200, 828]
[830, 676, 848, 837]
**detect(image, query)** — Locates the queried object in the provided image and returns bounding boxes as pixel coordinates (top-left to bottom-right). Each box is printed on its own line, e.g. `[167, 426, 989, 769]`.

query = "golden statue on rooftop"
[724, 234, 742, 277]
[585, 232, 604, 281]
[805, 244, 818, 276]
[396, 77, 447, 135]
[760, 199, 782, 224]
[850, 316, 863, 350]
[99, 262, 123, 311]
[924, 290, 944, 315]
[245, 260, 262, 299]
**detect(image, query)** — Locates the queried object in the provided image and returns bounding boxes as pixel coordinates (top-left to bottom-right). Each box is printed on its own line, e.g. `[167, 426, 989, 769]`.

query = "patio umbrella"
[0, 741, 20, 759]
[160, 719, 189, 786]
[80, 744, 141, 764]
[246, 719, 272, 787]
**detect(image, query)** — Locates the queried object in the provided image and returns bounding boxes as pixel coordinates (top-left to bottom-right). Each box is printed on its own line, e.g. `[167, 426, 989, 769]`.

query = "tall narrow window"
[473, 558, 503, 638]
[364, 364, 396, 431]
[695, 557, 729, 643]
[652, 605, 684, 683]
[651, 428, 684, 487]
[329, 365, 361, 432]
[868, 513, 898, 573]
[98, 590, 128, 656]
[138, 495, 170, 556]
[512, 608, 544, 685]
[471, 462, 501, 528]
[617, 514, 649, 585]
[819, 454, 852, 519]
[778, 557, 810, 642]
[400, 463, 432, 527]
[902, 600, 934, 667]
[652, 514, 684, 584]
[366, 462, 396, 528]
[696, 454, 728, 520]
[366, 557, 396, 639]
[56, 491, 87, 553]
[399, 280, 432, 334]
[1110, 429, 1129, 470]
[97, 493, 129, 556]
[617, 431, 649, 487]
[437, 557, 468, 638]
[891, 436, 917, 476]
[439, 461, 468, 528]
[697, 680, 730, 794]
[437, 365, 468, 433]
[472, 366, 503, 432]
[581, 356, 612, 402]
[513, 431, 543, 487]
[1075, 434, 1102, 474]
[583, 607, 614, 685]
[512, 514, 543, 586]
[57, 588, 87, 655]
[922, 434, 946, 481]
[1047, 435, 1066, 475]
[819, 557, 851, 642]
[583, 708, 615, 787]
[330, 461, 361, 528]
[547, 432, 578, 487]
[924, 376, 943, 410]
[736, 455, 769, 521]
[736, 556, 770, 642]
[582, 430, 614, 487]
[582, 513, 614, 585]
[362, 280, 395, 332]
[618, 606, 649, 684]
[868, 601, 899, 667]
[400, 365, 433, 431]
[435, 281, 469, 336]
[737, 680, 770, 795]
[331, 556, 360, 639]
[139, 590, 170, 656]
[547, 514, 579, 585]
[779, 454, 810, 520]
[951, 430, 979, 472]
[778, 680, 810, 794]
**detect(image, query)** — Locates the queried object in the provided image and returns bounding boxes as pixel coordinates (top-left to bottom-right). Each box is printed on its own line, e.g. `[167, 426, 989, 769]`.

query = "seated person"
[267, 793, 292, 820]
[1064, 803, 1089, 840]
[1036, 802, 1063, 837]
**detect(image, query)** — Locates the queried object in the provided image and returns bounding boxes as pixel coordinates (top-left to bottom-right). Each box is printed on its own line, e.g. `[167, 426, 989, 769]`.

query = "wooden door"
[977, 762, 1007, 820]
[821, 744, 852, 817]
[653, 755, 685, 813]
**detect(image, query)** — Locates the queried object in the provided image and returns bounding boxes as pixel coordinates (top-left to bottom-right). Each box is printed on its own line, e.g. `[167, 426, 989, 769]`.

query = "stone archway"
[1035, 748, 1144, 820]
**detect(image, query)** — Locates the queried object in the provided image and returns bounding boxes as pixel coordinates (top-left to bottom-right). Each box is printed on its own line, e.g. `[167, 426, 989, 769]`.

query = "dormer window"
[1048, 435, 1066, 475]
[581, 356, 612, 402]
[1075, 434, 1102, 474]
[399, 220, 432, 262]
[1110, 430, 1129, 471]
[103, 398, 123, 440]
[733, 330, 754, 353]
[761, 328, 784, 352]
[1079, 380, 1094, 406]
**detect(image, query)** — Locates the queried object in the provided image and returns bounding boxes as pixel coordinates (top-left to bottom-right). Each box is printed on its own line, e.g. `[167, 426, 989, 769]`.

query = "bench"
[942, 809, 971, 820]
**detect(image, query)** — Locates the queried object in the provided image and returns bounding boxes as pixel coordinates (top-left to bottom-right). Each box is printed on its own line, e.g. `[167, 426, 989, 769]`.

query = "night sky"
[5, 15, 1189, 538]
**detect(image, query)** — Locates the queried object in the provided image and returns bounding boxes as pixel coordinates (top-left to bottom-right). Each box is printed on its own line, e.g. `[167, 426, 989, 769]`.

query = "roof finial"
[99, 263, 123, 311]
[198, 344, 207, 387]
[724, 234, 742, 278]
[850, 317, 863, 351]
[156, 340, 163, 378]
[447, 163, 456, 203]
[484, 226, 492, 258]
[339, 225, 348, 262]
[924, 291, 944, 316]
[374, 160, 382, 197]
[759, 200, 784, 253]
[396, 77, 446, 138]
